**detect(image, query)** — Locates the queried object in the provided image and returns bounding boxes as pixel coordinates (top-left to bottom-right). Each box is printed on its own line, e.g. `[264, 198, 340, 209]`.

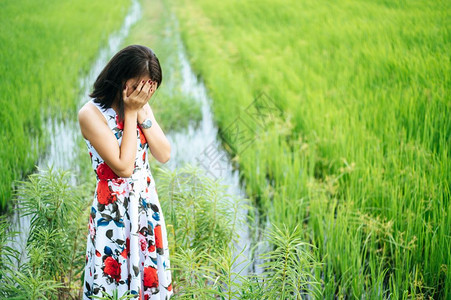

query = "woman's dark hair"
[89, 45, 162, 119]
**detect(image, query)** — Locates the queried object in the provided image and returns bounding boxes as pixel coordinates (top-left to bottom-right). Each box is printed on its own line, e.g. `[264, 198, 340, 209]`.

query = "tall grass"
[0, 168, 91, 299]
[0, 162, 321, 298]
[0, 0, 130, 210]
[169, 0, 450, 298]
[155, 164, 321, 299]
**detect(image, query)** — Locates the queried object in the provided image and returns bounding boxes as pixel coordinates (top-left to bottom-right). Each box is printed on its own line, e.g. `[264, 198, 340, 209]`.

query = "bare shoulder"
[79, 101, 95, 119]
[78, 102, 106, 123]
[78, 101, 107, 139]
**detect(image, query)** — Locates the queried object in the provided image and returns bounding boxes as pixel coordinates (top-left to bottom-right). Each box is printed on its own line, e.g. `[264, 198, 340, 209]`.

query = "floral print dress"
[83, 99, 173, 300]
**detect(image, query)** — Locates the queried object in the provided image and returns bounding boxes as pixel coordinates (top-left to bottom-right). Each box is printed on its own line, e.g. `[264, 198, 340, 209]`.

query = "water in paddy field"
[161, 13, 268, 275]
[6, 0, 267, 277]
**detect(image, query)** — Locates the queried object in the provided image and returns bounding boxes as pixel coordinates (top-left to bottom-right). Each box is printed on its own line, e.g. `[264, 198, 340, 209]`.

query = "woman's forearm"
[116, 110, 138, 176]
[139, 110, 171, 163]
[145, 123, 171, 163]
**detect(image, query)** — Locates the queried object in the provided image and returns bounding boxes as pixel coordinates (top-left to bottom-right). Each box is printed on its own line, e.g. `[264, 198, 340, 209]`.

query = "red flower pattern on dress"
[138, 126, 147, 146]
[96, 163, 118, 180]
[139, 233, 147, 252]
[115, 115, 124, 130]
[111, 178, 125, 186]
[154, 224, 163, 250]
[97, 180, 117, 205]
[89, 215, 95, 240]
[143, 266, 158, 288]
[104, 256, 122, 282]
[121, 237, 130, 259]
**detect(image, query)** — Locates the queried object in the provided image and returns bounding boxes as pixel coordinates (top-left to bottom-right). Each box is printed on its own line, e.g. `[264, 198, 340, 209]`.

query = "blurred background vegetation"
[0, 0, 130, 206]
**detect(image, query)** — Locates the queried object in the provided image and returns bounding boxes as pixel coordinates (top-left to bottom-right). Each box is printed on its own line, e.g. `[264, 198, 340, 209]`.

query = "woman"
[78, 45, 173, 299]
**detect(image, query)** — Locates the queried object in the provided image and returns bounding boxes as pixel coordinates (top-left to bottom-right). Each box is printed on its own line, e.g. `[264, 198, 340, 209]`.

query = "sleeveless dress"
[82, 99, 173, 300]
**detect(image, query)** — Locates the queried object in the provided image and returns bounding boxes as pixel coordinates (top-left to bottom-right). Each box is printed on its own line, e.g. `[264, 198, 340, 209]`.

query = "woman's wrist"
[124, 109, 138, 122]
[137, 106, 154, 124]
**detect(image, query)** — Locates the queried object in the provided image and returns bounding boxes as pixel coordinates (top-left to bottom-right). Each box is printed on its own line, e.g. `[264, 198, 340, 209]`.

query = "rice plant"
[155, 164, 322, 299]
[168, 0, 450, 297]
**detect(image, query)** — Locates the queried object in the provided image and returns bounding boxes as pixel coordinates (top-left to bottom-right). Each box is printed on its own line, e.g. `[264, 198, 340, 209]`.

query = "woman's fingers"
[148, 81, 157, 99]
[124, 80, 156, 111]
[130, 80, 146, 98]
[141, 80, 152, 97]
[139, 80, 157, 103]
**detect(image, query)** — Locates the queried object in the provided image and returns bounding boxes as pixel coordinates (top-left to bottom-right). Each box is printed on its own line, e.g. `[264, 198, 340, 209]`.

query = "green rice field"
[0, 0, 449, 298]
[170, 0, 450, 298]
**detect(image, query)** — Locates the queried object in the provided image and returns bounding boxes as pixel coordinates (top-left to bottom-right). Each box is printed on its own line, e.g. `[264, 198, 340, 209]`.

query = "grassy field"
[0, 0, 130, 209]
[169, 0, 450, 298]
[1, 0, 449, 298]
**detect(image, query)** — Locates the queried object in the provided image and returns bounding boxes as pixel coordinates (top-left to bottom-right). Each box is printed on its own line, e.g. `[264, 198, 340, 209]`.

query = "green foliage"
[91, 289, 138, 300]
[0, 217, 20, 275]
[155, 165, 321, 299]
[0, 168, 91, 299]
[156, 164, 247, 298]
[0, 164, 322, 299]
[19, 168, 88, 282]
[259, 225, 321, 299]
[169, 0, 450, 298]
[0, 0, 130, 210]
[0, 268, 64, 300]
[156, 164, 240, 257]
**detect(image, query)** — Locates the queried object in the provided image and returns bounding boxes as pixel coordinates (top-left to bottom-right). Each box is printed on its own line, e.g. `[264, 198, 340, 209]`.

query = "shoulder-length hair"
[89, 45, 162, 119]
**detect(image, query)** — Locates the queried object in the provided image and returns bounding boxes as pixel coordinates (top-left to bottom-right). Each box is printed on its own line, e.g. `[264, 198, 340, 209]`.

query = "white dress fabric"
[82, 99, 173, 300]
